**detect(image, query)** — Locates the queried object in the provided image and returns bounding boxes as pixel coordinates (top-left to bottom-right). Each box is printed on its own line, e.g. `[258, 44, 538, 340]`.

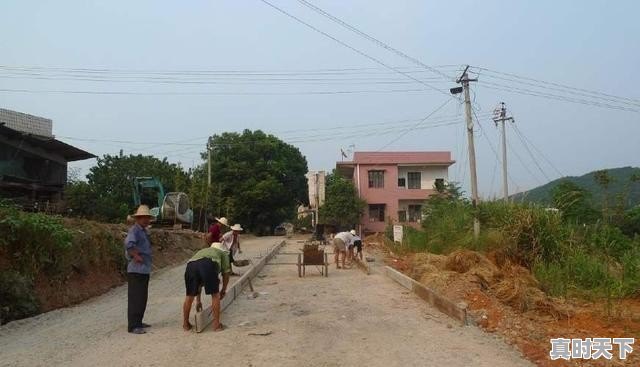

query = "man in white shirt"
[333, 231, 354, 269]
[221, 224, 243, 275]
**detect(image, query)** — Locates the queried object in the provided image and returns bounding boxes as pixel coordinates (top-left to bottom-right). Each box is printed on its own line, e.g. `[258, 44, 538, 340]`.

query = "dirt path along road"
[0, 239, 531, 367]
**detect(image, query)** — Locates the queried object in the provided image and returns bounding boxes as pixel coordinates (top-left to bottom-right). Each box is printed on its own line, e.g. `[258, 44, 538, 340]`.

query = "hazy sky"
[2, 0, 639, 198]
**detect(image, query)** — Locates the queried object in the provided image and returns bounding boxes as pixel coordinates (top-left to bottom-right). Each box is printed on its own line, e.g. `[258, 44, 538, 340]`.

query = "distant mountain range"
[511, 166, 640, 209]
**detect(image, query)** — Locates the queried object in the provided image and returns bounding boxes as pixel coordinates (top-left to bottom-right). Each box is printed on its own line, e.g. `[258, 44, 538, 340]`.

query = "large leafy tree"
[319, 171, 365, 229]
[200, 130, 308, 233]
[78, 154, 189, 221]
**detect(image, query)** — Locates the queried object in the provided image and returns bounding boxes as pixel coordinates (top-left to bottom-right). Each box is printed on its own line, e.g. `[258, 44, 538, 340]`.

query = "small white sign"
[393, 225, 403, 244]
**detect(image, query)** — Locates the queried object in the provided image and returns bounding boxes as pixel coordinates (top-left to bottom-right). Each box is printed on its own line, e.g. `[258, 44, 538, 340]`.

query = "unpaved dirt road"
[0, 239, 531, 367]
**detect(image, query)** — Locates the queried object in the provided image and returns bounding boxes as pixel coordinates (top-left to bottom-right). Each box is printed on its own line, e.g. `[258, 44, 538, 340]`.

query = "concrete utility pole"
[493, 102, 514, 202]
[207, 141, 212, 188]
[453, 66, 480, 240]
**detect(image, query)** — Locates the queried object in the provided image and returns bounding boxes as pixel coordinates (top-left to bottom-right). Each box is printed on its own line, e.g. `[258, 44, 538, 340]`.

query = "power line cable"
[0, 64, 462, 76]
[509, 125, 552, 182]
[0, 87, 438, 96]
[295, 0, 455, 81]
[143, 111, 491, 153]
[472, 72, 640, 108]
[60, 112, 482, 149]
[0, 64, 457, 76]
[480, 80, 640, 112]
[470, 66, 640, 106]
[131, 121, 465, 160]
[376, 98, 453, 151]
[0, 73, 456, 85]
[282, 115, 465, 141]
[275, 112, 478, 134]
[477, 82, 639, 113]
[149, 111, 489, 144]
[505, 137, 543, 186]
[294, 119, 462, 144]
[61, 118, 465, 152]
[258, 0, 452, 98]
[512, 124, 564, 178]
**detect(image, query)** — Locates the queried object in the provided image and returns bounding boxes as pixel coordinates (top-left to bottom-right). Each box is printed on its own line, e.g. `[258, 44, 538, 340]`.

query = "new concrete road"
[0, 238, 531, 367]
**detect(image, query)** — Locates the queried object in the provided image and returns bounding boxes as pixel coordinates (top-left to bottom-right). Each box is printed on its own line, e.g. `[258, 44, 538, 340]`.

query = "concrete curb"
[384, 266, 468, 325]
[195, 241, 287, 332]
[222, 240, 286, 311]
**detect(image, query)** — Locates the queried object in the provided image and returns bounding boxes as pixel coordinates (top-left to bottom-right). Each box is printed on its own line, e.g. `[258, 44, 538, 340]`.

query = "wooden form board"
[193, 241, 286, 333]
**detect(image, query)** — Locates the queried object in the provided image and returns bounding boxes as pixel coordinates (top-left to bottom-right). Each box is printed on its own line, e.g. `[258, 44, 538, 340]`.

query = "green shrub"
[384, 221, 393, 241]
[565, 249, 610, 291]
[582, 223, 633, 260]
[620, 245, 640, 297]
[501, 204, 566, 267]
[478, 200, 521, 227]
[533, 261, 568, 297]
[0, 205, 73, 278]
[422, 200, 473, 253]
[69, 221, 125, 274]
[0, 271, 39, 324]
[618, 207, 640, 237]
[534, 249, 623, 299]
[402, 226, 428, 252]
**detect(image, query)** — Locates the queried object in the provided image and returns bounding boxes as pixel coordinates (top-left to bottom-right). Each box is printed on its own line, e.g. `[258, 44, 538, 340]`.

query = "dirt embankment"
[22, 219, 205, 314]
[366, 235, 640, 367]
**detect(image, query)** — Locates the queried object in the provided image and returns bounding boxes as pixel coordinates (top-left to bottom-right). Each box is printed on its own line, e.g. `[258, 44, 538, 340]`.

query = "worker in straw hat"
[205, 216, 229, 245]
[221, 224, 244, 275]
[182, 241, 231, 332]
[124, 205, 155, 334]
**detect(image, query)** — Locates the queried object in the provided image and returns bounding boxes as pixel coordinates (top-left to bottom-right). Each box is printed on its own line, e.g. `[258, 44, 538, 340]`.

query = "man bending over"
[182, 242, 230, 331]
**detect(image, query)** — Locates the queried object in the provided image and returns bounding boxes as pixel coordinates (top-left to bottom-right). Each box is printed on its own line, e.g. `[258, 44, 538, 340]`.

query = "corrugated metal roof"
[350, 151, 454, 165]
[0, 124, 95, 161]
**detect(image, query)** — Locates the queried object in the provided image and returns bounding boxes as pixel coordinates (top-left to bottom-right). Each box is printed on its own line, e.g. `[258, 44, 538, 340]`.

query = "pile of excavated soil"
[409, 249, 570, 320]
[410, 250, 570, 319]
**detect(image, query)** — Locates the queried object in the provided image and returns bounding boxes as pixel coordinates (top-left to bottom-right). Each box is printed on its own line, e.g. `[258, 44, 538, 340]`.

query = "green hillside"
[511, 166, 640, 209]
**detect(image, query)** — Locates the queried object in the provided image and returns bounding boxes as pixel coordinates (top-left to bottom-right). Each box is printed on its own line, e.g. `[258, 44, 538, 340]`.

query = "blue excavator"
[132, 177, 193, 226]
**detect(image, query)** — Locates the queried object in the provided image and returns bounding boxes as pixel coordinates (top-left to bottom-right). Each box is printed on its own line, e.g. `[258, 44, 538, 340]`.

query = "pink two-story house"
[336, 151, 455, 233]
